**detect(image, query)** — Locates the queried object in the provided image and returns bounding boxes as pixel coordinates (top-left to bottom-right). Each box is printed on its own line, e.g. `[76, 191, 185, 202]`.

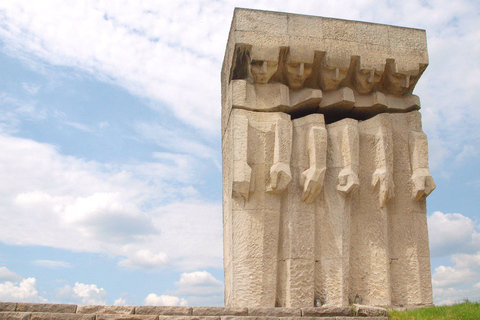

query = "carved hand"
[372, 168, 395, 208]
[232, 161, 253, 201]
[412, 168, 436, 201]
[267, 162, 292, 194]
[301, 167, 326, 204]
[336, 167, 359, 196]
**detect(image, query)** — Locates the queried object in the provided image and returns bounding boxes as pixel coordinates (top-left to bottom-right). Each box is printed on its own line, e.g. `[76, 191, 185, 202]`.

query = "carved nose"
[367, 69, 375, 84]
[297, 63, 304, 76]
[404, 75, 410, 88]
[260, 61, 268, 74]
[333, 68, 340, 81]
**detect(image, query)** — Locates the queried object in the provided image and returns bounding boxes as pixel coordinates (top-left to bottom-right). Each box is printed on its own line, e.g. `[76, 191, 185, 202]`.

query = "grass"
[389, 301, 480, 319]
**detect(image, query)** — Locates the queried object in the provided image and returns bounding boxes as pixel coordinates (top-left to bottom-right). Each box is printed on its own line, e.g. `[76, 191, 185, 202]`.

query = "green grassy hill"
[389, 301, 480, 319]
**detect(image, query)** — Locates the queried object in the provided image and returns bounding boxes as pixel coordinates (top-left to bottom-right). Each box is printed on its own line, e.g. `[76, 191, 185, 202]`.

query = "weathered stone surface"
[31, 313, 94, 320]
[301, 306, 353, 317]
[135, 307, 192, 316]
[222, 8, 433, 309]
[97, 315, 158, 320]
[158, 317, 219, 320]
[353, 304, 388, 317]
[0, 313, 31, 320]
[247, 308, 301, 317]
[16, 304, 77, 314]
[192, 308, 247, 316]
[77, 305, 134, 315]
[0, 303, 16, 312]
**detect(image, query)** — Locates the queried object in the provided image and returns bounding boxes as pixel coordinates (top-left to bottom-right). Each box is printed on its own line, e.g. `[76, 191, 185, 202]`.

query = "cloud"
[113, 297, 127, 306]
[32, 260, 73, 269]
[0, 267, 22, 282]
[0, 268, 47, 303]
[432, 266, 478, 288]
[171, 271, 223, 306]
[118, 249, 168, 270]
[428, 211, 480, 257]
[144, 294, 187, 306]
[0, 133, 221, 270]
[56, 282, 107, 305]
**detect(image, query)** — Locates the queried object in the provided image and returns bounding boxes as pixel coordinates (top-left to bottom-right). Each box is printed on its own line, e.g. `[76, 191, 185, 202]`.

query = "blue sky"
[0, 0, 479, 307]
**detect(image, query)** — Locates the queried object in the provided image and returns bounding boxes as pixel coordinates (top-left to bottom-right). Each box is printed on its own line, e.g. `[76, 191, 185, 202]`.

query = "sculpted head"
[285, 57, 313, 90]
[353, 67, 382, 94]
[250, 60, 278, 84]
[385, 72, 411, 95]
[319, 64, 348, 91]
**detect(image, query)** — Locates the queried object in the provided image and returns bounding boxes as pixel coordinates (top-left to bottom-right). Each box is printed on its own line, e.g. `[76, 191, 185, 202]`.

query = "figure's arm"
[267, 118, 292, 193]
[372, 126, 395, 207]
[232, 114, 253, 200]
[337, 121, 359, 195]
[301, 125, 327, 204]
[409, 131, 435, 201]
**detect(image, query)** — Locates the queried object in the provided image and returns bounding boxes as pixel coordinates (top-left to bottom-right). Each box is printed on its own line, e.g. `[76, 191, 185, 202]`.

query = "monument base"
[0, 302, 393, 320]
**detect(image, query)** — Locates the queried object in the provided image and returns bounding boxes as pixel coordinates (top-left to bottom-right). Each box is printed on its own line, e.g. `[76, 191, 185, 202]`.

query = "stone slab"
[192, 308, 248, 316]
[77, 305, 134, 315]
[353, 305, 388, 317]
[0, 313, 31, 320]
[135, 307, 192, 316]
[0, 303, 16, 312]
[301, 307, 353, 317]
[247, 308, 301, 317]
[31, 313, 95, 320]
[16, 304, 77, 314]
[159, 317, 220, 320]
[97, 315, 158, 320]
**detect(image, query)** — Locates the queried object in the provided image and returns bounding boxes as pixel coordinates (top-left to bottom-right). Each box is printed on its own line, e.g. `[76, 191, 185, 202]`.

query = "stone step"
[0, 303, 388, 320]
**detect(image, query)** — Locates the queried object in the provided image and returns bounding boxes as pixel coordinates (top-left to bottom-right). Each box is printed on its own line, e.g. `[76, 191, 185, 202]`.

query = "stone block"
[135, 307, 192, 316]
[301, 306, 353, 317]
[158, 317, 219, 320]
[192, 308, 247, 316]
[31, 313, 95, 320]
[248, 308, 301, 317]
[353, 304, 388, 317]
[77, 305, 134, 314]
[0, 303, 16, 312]
[97, 316, 158, 320]
[0, 313, 31, 320]
[16, 304, 77, 314]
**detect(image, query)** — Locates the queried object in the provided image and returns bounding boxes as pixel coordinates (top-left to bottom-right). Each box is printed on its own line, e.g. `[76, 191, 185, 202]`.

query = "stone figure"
[222, 8, 435, 308]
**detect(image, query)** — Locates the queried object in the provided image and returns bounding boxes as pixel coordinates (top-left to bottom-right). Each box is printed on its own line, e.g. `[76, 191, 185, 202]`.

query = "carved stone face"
[353, 68, 382, 94]
[319, 66, 348, 91]
[385, 72, 411, 95]
[250, 60, 278, 84]
[286, 62, 312, 90]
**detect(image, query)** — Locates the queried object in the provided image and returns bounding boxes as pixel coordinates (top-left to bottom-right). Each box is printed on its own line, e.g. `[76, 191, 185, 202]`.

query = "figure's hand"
[300, 167, 326, 204]
[267, 162, 291, 194]
[233, 161, 252, 200]
[412, 168, 436, 201]
[337, 167, 359, 196]
[372, 168, 395, 207]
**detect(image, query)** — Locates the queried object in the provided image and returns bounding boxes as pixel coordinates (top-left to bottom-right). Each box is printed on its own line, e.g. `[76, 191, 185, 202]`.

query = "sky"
[0, 0, 479, 307]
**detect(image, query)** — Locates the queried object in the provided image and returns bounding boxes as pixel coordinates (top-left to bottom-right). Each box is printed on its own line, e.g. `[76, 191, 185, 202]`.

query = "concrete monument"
[222, 8, 435, 308]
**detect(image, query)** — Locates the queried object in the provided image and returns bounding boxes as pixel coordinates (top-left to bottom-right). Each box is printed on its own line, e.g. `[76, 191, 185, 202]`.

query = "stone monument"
[221, 8, 435, 308]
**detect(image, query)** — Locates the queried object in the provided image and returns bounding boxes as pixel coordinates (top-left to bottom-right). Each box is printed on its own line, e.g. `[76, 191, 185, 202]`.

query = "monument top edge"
[233, 7, 427, 33]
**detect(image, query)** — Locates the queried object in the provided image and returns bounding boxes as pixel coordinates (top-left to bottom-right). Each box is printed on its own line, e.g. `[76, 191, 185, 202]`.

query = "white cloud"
[21, 82, 41, 95]
[0, 272, 47, 303]
[432, 266, 478, 288]
[113, 297, 127, 306]
[175, 271, 222, 287]
[32, 260, 73, 269]
[0, 267, 22, 282]
[428, 211, 480, 257]
[118, 249, 168, 270]
[144, 294, 187, 306]
[57, 282, 107, 305]
[0, 133, 221, 270]
[170, 271, 223, 306]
